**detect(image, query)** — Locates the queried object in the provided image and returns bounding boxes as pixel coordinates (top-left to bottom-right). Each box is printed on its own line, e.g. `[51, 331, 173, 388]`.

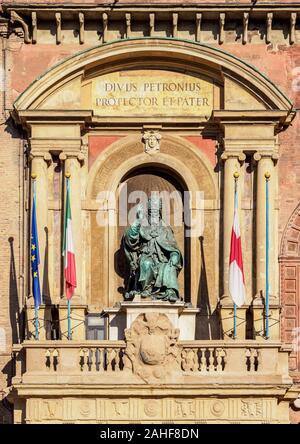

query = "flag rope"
[32, 175, 40, 340]
[68, 298, 71, 340]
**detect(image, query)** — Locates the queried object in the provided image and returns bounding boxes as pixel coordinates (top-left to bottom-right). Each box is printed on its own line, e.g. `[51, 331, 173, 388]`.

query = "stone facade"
[0, 1, 300, 423]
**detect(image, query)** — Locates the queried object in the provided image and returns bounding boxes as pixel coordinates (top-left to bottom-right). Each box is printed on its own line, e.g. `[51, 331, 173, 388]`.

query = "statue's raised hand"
[136, 204, 144, 222]
[169, 252, 179, 267]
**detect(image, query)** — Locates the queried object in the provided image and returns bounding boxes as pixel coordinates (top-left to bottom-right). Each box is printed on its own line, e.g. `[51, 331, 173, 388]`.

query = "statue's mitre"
[147, 195, 162, 211]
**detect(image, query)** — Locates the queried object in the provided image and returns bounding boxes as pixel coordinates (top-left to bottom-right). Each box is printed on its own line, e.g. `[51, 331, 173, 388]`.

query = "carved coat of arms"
[123, 312, 180, 383]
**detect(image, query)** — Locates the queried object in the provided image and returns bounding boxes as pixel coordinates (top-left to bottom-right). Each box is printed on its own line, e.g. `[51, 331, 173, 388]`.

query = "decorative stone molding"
[124, 313, 180, 383]
[55, 13, 61, 45]
[221, 151, 246, 163]
[18, 395, 290, 423]
[31, 12, 37, 44]
[0, 18, 9, 38]
[3, 5, 300, 46]
[243, 13, 249, 45]
[10, 10, 30, 43]
[142, 130, 161, 154]
[253, 152, 279, 164]
[79, 12, 84, 45]
[290, 12, 297, 44]
[280, 203, 300, 258]
[29, 152, 52, 167]
[11, 40, 294, 129]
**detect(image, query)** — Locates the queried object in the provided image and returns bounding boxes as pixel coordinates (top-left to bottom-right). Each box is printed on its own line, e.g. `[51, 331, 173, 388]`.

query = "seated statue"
[122, 195, 183, 302]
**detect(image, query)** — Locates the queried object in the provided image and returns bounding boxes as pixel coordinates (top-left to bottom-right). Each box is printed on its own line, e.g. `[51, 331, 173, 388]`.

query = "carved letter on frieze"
[142, 130, 161, 154]
[124, 313, 180, 383]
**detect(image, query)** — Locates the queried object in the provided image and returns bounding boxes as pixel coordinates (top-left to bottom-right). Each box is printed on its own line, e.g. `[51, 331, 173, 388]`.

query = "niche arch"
[280, 203, 300, 372]
[115, 164, 190, 301]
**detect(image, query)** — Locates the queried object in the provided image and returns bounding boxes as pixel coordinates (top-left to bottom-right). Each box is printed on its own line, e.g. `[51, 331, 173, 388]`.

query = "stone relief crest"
[142, 130, 161, 154]
[123, 312, 180, 383]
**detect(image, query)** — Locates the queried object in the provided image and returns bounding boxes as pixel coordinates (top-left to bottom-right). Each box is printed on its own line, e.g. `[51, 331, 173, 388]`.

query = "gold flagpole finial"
[233, 171, 240, 179]
[31, 173, 37, 180]
[265, 171, 271, 180]
[65, 172, 71, 179]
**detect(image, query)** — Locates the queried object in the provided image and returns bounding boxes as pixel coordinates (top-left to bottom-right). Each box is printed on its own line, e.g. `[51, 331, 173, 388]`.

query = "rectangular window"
[86, 314, 106, 340]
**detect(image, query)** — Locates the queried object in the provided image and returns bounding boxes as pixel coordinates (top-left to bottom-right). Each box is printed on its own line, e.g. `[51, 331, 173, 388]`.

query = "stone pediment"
[13, 39, 293, 129]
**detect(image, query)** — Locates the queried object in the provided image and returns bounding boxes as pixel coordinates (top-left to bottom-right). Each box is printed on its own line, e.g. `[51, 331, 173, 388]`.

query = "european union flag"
[31, 193, 41, 308]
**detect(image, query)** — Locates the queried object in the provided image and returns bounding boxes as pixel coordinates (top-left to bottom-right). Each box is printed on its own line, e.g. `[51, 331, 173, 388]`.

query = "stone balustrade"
[12, 340, 291, 382]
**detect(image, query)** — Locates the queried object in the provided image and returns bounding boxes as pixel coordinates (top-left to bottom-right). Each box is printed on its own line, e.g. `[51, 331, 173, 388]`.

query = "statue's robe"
[123, 222, 183, 295]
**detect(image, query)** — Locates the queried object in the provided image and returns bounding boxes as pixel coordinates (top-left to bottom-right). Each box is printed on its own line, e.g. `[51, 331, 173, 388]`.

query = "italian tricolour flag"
[63, 180, 77, 300]
[229, 202, 246, 307]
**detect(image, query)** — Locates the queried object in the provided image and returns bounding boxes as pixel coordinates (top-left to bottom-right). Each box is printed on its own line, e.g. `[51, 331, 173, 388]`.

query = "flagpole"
[67, 298, 71, 340]
[32, 173, 39, 340]
[233, 171, 239, 340]
[65, 172, 72, 340]
[265, 171, 270, 339]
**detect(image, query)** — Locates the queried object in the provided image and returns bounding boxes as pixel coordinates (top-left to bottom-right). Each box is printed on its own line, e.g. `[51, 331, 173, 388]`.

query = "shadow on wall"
[8, 237, 22, 344]
[0, 397, 13, 424]
[195, 236, 221, 340]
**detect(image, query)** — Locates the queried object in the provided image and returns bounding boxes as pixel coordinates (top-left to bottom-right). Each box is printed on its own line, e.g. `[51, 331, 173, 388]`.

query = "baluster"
[200, 348, 206, 372]
[95, 347, 100, 371]
[181, 349, 187, 371]
[256, 350, 260, 371]
[120, 348, 125, 371]
[111, 349, 117, 371]
[221, 349, 227, 371]
[107, 348, 112, 371]
[252, 348, 259, 371]
[79, 349, 85, 371]
[245, 348, 251, 371]
[115, 348, 120, 372]
[83, 348, 89, 371]
[208, 348, 215, 372]
[98, 348, 104, 371]
[86, 348, 91, 371]
[52, 349, 59, 371]
[91, 348, 97, 372]
[193, 348, 199, 372]
[216, 348, 222, 372]
[249, 348, 256, 372]
[45, 349, 51, 371]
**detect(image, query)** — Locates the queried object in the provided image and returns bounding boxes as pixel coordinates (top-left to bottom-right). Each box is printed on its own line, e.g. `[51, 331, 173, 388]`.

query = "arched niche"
[280, 203, 300, 372]
[85, 134, 218, 310]
[115, 166, 190, 301]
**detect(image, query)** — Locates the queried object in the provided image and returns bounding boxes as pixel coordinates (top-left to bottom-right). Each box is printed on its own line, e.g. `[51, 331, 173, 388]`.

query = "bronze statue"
[122, 195, 183, 302]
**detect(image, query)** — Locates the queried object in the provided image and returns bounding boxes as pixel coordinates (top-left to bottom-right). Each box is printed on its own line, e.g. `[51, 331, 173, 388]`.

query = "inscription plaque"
[92, 69, 213, 117]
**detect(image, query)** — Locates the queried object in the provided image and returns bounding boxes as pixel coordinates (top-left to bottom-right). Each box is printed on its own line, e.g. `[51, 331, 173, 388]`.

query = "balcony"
[12, 339, 292, 385]
[10, 339, 298, 423]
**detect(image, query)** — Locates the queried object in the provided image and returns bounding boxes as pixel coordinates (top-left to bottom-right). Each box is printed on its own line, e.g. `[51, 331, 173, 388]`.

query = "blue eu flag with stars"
[31, 192, 41, 308]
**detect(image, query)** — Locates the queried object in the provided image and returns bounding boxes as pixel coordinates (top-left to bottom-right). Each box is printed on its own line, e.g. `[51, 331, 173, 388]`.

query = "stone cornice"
[212, 109, 296, 131]
[2, 3, 300, 45]
[12, 109, 93, 127]
[4, 3, 300, 13]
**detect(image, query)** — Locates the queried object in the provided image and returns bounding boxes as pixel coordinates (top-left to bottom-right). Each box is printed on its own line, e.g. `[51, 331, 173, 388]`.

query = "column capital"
[59, 151, 85, 165]
[253, 151, 279, 163]
[221, 151, 246, 162]
[29, 151, 52, 166]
